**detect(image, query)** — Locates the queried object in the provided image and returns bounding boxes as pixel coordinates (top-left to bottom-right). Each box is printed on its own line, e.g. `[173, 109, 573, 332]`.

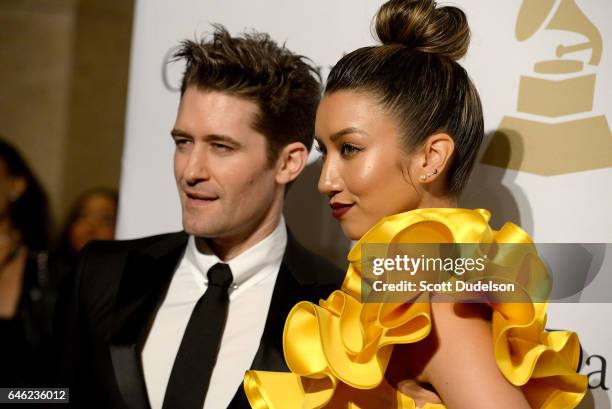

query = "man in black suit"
[55, 26, 344, 409]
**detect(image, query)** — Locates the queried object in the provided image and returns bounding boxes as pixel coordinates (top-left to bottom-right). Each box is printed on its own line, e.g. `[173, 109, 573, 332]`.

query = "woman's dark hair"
[0, 138, 51, 251]
[325, 0, 484, 194]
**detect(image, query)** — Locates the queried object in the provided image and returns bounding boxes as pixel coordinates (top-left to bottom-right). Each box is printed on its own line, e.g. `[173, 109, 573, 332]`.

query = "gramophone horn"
[516, 0, 556, 41]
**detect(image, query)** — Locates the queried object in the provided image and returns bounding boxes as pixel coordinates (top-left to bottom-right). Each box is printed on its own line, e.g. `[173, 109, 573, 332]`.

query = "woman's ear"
[275, 142, 308, 185]
[9, 176, 27, 202]
[416, 133, 454, 184]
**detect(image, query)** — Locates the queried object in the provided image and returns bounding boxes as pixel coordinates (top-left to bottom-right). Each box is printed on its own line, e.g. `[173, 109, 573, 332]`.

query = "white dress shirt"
[141, 218, 287, 409]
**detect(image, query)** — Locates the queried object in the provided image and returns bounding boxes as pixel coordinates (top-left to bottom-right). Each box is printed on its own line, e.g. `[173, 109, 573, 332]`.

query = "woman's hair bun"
[375, 0, 470, 61]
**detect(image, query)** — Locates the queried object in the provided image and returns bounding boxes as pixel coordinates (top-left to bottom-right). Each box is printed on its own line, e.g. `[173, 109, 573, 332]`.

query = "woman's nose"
[318, 157, 343, 197]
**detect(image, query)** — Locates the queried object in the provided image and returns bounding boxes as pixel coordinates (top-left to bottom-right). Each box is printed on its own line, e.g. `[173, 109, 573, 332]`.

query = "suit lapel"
[248, 263, 303, 372]
[109, 232, 188, 409]
[250, 229, 319, 371]
[107, 229, 330, 409]
[229, 230, 320, 408]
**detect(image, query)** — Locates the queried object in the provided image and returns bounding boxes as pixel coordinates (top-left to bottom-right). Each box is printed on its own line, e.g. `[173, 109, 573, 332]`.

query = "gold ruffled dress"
[244, 208, 587, 408]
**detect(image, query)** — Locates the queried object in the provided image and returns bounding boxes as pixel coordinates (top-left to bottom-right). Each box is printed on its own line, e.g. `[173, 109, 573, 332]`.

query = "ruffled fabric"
[244, 208, 587, 408]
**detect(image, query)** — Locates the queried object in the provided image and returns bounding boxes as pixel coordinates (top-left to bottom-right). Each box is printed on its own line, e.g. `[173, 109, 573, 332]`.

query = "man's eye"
[174, 138, 191, 147]
[211, 143, 232, 151]
[340, 143, 361, 157]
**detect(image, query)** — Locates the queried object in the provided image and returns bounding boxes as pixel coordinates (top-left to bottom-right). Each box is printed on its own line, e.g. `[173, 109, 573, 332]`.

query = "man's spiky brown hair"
[174, 25, 322, 162]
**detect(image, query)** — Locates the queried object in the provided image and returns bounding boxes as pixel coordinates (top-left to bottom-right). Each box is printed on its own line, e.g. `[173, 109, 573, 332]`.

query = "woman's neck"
[0, 217, 13, 236]
[419, 194, 457, 209]
[0, 217, 21, 249]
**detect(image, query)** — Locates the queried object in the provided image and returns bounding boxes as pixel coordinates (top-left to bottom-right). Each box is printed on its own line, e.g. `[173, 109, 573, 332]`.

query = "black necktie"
[162, 263, 233, 409]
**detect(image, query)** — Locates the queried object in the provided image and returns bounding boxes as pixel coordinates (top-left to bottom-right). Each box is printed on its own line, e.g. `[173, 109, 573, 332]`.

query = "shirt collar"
[185, 217, 287, 289]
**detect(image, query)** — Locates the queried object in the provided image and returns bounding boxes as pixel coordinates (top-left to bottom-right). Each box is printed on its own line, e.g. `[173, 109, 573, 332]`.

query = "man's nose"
[318, 157, 343, 197]
[183, 147, 210, 185]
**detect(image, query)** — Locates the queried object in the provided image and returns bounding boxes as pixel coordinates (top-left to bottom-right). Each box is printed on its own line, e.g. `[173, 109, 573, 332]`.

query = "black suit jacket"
[55, 230, 345, 408]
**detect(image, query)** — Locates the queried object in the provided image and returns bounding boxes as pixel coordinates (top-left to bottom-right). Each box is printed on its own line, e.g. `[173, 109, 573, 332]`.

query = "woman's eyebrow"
[329, 127, 369, 142]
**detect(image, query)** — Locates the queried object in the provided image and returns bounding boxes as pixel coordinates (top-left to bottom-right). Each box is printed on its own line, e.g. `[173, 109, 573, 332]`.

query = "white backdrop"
[117, 1, 612, 406]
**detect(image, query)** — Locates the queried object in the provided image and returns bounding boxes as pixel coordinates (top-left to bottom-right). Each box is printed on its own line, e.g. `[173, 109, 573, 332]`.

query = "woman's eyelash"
[314, 142, 326, 155]
[314, 140, 361, 158]
[340, 143, 362, 156]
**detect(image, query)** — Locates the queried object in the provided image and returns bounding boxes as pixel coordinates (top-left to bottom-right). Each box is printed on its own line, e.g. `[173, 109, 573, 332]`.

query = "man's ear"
[414, 133, 455, 184]
[275, 142, 308, 185]
[9, 176, 27, 202]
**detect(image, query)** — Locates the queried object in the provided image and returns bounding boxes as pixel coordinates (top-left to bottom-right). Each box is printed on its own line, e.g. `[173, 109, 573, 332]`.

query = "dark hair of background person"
[173, 24, 322, 165]
[0, 138, 51, 251]
[325, 0, 484, 194]
[0, 137, 55, 388]
[55, 187, 118, 259]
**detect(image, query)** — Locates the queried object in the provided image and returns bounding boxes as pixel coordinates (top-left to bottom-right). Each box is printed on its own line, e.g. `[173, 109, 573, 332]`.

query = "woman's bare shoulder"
[420, 300, 531, 409]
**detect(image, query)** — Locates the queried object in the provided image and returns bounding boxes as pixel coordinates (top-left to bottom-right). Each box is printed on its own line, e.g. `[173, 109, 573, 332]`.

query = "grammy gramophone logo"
[481, 0, 612, 175]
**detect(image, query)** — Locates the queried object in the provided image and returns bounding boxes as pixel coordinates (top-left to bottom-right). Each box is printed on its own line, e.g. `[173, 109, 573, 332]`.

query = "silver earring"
[420, 168, 438, 181]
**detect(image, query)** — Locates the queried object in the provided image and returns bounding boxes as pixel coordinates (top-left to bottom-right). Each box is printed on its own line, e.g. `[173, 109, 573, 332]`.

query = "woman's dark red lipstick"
[330, 202, 354, 219]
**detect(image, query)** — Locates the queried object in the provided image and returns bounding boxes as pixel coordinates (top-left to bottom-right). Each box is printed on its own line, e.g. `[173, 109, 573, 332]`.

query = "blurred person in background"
[52, 188, 118, 282]
[0, 138, 55, 387]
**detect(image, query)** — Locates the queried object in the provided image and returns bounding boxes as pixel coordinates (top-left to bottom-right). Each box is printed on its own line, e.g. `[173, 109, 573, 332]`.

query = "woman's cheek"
[351, 156, 380, 196]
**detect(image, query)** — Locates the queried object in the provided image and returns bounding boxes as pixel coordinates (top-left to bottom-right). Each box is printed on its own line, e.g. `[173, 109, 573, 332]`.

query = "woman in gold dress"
[244, 0, 587, 407]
